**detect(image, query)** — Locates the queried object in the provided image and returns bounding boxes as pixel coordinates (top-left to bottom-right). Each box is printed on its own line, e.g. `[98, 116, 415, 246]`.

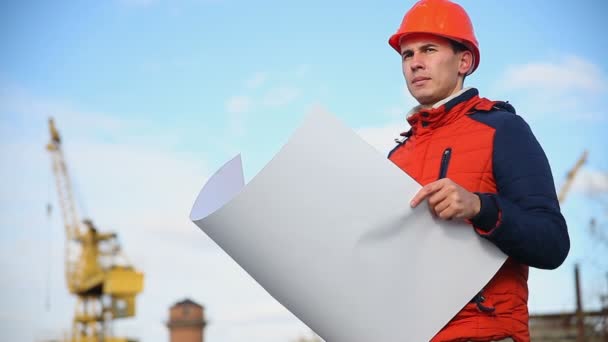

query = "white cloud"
[226, 95, 252, 114]
[262, 86, 301, 108]
[356, 122, 409, 156]
[493, 56, 608, 121]
[0, 85, 127, 138]
[502, 56, 607, 94]
[225, 95, 252, 137]
[224, 67, 311, 126]
[245, 72, 268, 89]
[571, 168, 608, 196]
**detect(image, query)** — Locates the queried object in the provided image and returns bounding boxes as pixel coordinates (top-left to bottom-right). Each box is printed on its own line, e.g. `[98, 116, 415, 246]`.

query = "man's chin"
[412, 93, 434, 107]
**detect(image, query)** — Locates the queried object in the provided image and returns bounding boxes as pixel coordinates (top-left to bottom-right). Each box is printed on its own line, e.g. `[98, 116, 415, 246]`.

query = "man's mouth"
[411, 76, 430, 85]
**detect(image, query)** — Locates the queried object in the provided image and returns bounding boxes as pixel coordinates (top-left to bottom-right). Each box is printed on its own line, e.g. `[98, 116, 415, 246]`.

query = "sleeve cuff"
[470, 193, 501, 235]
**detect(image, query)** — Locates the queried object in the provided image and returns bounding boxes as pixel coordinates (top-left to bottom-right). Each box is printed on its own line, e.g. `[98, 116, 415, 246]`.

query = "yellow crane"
[558, 150, 588, 204]
[46, 118, 144, 342]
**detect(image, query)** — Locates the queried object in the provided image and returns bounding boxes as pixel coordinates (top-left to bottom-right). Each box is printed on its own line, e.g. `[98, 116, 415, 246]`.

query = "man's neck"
[407, 87, 472, 117]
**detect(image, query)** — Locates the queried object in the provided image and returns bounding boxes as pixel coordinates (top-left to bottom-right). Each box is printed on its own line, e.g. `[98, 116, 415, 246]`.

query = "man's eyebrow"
[419, 43, 438, 50]
[401, 48, 413, 57]
[401, 43, 438, 57]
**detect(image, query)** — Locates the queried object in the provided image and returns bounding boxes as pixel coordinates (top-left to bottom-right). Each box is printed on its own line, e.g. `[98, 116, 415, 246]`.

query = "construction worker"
[386, 1, 570, 341]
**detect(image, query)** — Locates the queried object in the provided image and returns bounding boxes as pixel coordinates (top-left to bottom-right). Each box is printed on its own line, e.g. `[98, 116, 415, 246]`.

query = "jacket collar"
[406, 88, 496, 134]
[406, 87, 475, 118]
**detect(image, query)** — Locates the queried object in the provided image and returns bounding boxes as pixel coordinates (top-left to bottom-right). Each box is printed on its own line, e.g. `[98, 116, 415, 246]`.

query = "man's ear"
[458, 50, 473, 76]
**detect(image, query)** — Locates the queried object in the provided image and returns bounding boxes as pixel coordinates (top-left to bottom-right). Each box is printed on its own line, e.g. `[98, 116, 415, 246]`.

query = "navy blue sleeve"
[471, 114, 569, 270]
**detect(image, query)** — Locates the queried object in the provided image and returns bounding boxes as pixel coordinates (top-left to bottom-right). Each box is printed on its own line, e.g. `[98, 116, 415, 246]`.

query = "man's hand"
[410, 178, 481, 220]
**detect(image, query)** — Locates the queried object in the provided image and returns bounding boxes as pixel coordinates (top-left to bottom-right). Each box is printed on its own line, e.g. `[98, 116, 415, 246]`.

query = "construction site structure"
[46, 118, 144, 342]
[166, 299, 207, 342]
[529, 264, 608, 341]
[529, 150, 608, 341]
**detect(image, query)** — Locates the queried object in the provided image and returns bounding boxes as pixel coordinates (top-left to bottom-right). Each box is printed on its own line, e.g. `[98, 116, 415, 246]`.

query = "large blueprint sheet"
[190, 110, 506, 342]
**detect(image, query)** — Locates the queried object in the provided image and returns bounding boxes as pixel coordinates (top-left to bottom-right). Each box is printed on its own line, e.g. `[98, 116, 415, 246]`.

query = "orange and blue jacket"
[388, 88, 569, 342]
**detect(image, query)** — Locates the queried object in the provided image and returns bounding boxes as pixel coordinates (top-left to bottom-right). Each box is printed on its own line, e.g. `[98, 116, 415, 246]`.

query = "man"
[386, 1, 570, 341]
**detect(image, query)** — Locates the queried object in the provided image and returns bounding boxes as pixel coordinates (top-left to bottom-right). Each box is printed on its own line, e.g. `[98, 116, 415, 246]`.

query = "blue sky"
[1, 0, 607, 341]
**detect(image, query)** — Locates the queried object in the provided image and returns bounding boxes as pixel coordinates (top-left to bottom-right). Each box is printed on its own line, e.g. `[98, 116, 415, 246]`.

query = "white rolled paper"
[190, 109, 506, 342]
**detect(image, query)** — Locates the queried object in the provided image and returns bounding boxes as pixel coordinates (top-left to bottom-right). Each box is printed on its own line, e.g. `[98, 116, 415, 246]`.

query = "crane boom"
[47, 118, 82, 292]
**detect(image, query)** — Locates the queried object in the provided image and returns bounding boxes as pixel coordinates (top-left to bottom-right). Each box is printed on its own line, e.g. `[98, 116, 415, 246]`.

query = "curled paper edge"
[190, 154, 245, 222]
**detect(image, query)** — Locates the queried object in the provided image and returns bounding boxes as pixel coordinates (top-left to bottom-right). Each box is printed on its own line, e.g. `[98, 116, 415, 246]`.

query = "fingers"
[410, 181, 441, 208]
[411, 179, 452, 208]
[432, 197, 452, 217]
[430, 192, 459, 220]
[428, 183, 452, 210]
[411, 179, 473, 220]
[436, 203, 456, 220]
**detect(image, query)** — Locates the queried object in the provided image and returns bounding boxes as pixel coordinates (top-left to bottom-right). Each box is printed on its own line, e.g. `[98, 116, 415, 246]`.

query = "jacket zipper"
[438, 147, 452, 179]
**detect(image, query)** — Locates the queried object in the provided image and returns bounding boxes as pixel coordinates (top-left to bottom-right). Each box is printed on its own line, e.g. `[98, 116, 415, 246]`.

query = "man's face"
[400, 33, 469, 107]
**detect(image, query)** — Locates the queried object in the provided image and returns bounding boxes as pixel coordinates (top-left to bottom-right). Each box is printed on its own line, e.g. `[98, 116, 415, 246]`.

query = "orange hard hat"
[388, 0, 480, 75]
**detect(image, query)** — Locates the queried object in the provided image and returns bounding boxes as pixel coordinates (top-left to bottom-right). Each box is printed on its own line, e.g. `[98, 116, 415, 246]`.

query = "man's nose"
[410, 53, 425, 70]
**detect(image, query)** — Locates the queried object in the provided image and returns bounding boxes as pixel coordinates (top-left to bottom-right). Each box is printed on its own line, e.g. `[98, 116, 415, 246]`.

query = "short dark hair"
[449, 39, 469, 54]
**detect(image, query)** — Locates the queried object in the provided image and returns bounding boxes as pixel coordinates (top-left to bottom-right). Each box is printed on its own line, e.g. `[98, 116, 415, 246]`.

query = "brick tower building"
[166, 299, 207, 342]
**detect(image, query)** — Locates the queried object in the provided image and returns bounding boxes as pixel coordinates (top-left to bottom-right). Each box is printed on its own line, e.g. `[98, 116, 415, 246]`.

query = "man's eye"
[402, 53, 413, 60]
[425, 47, 436, 53]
